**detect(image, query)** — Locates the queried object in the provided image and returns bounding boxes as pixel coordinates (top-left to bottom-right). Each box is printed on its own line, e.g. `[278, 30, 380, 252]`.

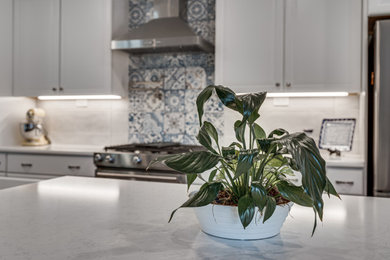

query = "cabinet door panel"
[215, 0, 284, 93]
[7, 154, 95, 177]
[284, 0, 362, 92]
[60, 0, 111, 94]
[13, 0, 60, 96]
[327, 167, 364, 195]
[0, 0, 13, 96]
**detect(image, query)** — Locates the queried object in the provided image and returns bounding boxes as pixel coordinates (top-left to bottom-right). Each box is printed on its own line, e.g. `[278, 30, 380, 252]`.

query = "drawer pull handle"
[21, 163, 32, 167]
[335, 180, 354, 185]
[68, 165, 81, 170]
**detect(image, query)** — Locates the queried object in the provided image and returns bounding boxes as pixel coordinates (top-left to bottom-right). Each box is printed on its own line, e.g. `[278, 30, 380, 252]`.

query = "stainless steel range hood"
[111, 0, 214, 53]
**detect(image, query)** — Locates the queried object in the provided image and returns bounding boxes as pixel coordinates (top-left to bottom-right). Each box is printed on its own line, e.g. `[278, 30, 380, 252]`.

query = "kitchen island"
[0, 177, 389, 260]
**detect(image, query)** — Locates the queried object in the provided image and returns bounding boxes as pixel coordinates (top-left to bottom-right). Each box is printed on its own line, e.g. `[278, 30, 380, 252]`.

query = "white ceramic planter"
[193, 202, 293, 240]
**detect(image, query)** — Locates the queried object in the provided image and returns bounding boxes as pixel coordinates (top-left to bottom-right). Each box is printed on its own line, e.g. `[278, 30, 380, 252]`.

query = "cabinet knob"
[275, 83, 281, 87]
[286, 82, 292, 87]
[52, 88, 57, 91]
[59, 87, 64, 92]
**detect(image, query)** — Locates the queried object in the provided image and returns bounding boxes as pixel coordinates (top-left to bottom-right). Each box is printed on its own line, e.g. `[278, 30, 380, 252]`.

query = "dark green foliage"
[158, 85, 339, 235]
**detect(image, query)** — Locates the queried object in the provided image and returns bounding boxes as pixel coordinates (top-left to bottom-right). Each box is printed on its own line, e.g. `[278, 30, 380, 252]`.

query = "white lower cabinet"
[0, 152, 95, 190]
[326, 167, 364, 196]
[287, 166, 365, 195]
[7, 154, 95, 177]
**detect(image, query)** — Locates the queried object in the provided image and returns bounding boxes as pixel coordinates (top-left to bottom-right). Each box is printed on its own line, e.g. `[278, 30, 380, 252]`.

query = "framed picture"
[319, 118, 356, 151]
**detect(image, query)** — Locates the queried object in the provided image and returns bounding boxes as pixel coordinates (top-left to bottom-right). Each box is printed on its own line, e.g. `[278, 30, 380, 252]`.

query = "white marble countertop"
[0, 144, 104, 156]
[0, 176, 388, 259]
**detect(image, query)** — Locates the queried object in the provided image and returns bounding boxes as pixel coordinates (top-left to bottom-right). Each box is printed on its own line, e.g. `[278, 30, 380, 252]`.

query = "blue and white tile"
[205, 93, 224, 112]
[129, 5, 146, 29]
[187, 0, 208, 22]
[185, 112, 199, 126]
[184, 89, 201, 115]
[128, 112, 145, 133]
[163, 112, 185, 135]
[186, 67, 206, 90]
[164, 68, 186, 90]
[189, 20, 214, 43]
[129, 89, 164, 112]
[183, 123, 200, 144]
[166, 54, 186, 68]
[129, 69, 164, 83]
[203, 112, 224, 136]
[184, 53, 208, 68]
[183, 134, 199, 145]
[163, 134, 184, 143]
[164, 90, 185, 112]
[207, 0, 216, 21]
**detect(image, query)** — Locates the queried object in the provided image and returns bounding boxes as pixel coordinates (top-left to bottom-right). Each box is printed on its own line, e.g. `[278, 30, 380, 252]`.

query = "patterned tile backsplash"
[128, 0, 222, 144]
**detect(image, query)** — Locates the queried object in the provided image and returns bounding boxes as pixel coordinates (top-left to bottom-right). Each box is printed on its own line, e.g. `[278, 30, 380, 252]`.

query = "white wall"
[222, 95, 363, 156]
[0, 97, 36, 145]
[37, 99, 128, 146]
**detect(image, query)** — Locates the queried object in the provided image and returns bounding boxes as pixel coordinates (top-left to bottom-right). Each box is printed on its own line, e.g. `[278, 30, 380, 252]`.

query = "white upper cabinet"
[14, 0, 60, 96]
[60, 0, 111, 94]
[284, 0, 362, 92]
[368, 0, 390, 16]
[216, 0, 362, 93]
[13, 0, 128, 97]
[0, 0, 15, 96]
[215, 0, 284, 93]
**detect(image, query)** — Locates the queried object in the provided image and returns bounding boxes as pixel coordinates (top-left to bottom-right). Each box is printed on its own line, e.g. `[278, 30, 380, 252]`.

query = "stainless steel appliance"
[369, 19, 390, 197]
[94, 143, 204, 183]
[111, 0, 214, 53]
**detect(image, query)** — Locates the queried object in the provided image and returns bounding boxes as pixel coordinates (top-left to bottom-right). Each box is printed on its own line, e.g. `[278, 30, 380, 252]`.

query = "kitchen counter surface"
[0, 176, 388, 260]
[0, 144, 104, 156]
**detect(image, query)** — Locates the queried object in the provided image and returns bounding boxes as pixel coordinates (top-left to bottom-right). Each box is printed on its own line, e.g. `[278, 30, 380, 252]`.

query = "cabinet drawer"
[326, 167, 364, 195]
[7, 154, 95, 177]
[0, 153, 5, 172]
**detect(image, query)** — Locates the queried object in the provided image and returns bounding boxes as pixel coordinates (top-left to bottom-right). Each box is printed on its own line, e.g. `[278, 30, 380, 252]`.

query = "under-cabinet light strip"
[37, 95, 122, 100]
[266, 92, 349, 97]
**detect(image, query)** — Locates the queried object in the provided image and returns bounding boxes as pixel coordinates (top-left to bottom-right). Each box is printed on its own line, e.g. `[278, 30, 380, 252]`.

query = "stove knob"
[94, 153, 103, 162]
[105, 155, 115, 163]
[133, 156, 142, 164]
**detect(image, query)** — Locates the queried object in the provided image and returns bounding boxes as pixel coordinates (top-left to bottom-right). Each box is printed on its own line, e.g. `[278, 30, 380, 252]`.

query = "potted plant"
[151, 85, 339, 240]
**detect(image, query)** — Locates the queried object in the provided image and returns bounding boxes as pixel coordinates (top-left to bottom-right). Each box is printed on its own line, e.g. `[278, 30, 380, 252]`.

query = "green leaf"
[203, 121, 219, 144]
[235, 150, 258, 178]
[196, 86, 214, 126]
[229, 142, 242, 149]
[324, 177, 340, 199]
[257, 138, 275, 153]
[273, 133, 327, 220]
[221, 146, 236, 158]
[169, 182, 222, 222]
[208, 169, 218, 182]
[152, 151, 220, 174]
[277, 180, 313, 207]
[215, 85, 242, 112]
[238, 194, 255, 229]
[234, 120, 246, 144]
[252, 123, 266, 139]
[268, 128, 289, 138]
[263, 196, 276, 223]
[186, 174, 197, 191]
[238, 92, 267, 123]
[251, 182, 268, 211]
[197, 122, 218, 154]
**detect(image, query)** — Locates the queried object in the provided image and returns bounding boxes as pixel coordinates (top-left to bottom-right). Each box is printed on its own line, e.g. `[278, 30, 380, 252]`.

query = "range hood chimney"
[112, 0, 214, 53]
